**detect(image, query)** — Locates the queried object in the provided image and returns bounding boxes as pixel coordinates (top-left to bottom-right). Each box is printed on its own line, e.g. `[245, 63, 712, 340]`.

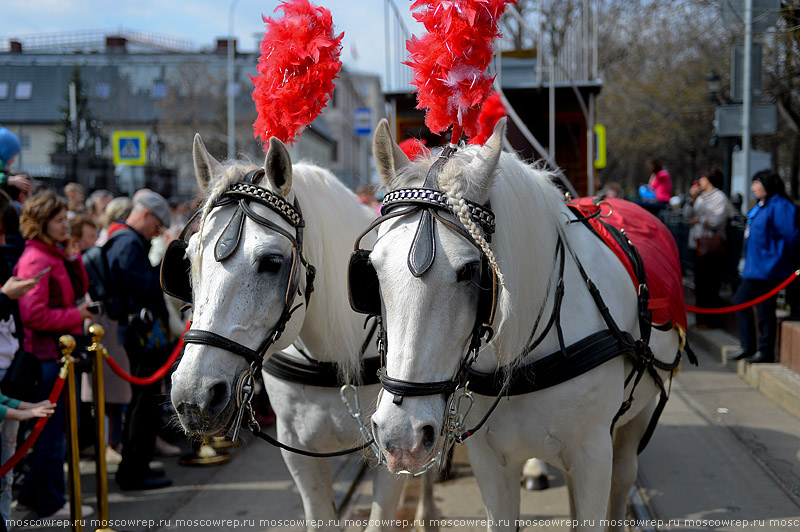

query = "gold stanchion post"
[59, 335, 83, 532]
[87, 325, 115, 532]
[178, 435, 231, 467]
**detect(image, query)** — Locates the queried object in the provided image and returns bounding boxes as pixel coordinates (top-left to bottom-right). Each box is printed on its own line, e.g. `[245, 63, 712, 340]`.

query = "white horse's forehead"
[374, 213, 481, 267]
[194, 200, 296, 259]
[373, 212, 481, 378]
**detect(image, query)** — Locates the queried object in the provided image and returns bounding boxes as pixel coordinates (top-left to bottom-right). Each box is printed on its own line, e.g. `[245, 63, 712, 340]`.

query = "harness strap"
[636, 350, 680, 454]
[467, 330, 632, 396]
[264, 354, 383, 388]
[250, 427, 375, 458]
[262, 321, 381, 388]
[183, 330, 261, 367]
[562, 207, 681, 446]
[518, 238, 566, 358]
[379, 370, 459, 405]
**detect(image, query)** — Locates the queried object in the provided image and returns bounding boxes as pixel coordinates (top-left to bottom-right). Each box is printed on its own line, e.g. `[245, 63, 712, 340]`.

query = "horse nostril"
[421, 424, 435, 449]
[207, 381, 229, 415]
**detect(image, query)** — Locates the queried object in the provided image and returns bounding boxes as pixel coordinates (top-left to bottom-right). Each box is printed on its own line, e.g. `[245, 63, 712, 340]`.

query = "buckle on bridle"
[231, 362, 259, 442]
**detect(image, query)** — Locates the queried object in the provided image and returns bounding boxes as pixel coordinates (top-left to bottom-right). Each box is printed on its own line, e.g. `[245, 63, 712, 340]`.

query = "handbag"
[696, 233, 725, 257]
[0, 350, 42, 402]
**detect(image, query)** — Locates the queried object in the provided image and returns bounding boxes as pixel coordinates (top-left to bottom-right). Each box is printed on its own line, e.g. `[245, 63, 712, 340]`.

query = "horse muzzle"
[172, 377, 234, 435]
[373, 415, 438, 474]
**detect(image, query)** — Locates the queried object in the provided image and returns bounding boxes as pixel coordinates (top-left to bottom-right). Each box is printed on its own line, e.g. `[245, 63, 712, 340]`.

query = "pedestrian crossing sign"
[113, 131, 147, 166]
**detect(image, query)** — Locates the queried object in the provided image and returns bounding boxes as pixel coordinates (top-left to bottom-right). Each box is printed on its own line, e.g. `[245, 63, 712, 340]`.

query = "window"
[95, 82, 110, 100]
[152, 81, 167, 100]
[0, 82, 8, 99]
[15, 82, 32, 100]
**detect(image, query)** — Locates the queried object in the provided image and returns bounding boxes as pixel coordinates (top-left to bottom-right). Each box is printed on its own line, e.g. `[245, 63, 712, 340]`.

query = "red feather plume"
[398, 137, 430, 161]
[251, 0, 343, 147]
[405, 0, 515, 143]
[468, 90, 506, 145]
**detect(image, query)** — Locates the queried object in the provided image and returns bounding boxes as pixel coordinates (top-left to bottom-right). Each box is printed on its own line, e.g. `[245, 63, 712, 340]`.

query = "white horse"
[170, 135, 436, 531]
[363, 118, 684, 532]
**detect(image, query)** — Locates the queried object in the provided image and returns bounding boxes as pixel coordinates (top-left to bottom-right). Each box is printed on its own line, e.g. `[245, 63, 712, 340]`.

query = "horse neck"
[290, 164, 378, 371]
[495, 197, 636, 368]
[486, 158, 571, 367]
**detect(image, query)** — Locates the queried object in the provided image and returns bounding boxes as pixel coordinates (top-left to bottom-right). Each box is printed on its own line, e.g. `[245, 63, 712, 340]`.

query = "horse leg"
[562, 434, 613, 532]
[564, 474, 577, 521]
[465, 437, 523, 532]
[606, 400, 657, 532]
[280, 450, 338, 532]
[414, 471, 439, 532]
[365, 467, 408, 532]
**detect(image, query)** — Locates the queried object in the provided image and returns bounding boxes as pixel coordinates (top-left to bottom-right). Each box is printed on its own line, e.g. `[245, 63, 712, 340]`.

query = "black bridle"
[176, 169, 316, 372]
[163, 169, 384, 458]
[348, 147, 497, 412]
[162, 169, 321, 439]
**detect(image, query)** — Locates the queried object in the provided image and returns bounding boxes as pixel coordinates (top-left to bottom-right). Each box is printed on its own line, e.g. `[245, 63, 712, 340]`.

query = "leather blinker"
[214, 206, 245, 262]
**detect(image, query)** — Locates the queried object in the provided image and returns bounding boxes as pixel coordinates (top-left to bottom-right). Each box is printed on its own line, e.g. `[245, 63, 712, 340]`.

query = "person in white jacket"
[684, 167, 732, 327]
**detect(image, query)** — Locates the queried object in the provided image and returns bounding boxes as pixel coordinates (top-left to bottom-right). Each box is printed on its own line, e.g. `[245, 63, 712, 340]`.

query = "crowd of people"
[607, 160, 800, 366]
[0, 127, 192, 522]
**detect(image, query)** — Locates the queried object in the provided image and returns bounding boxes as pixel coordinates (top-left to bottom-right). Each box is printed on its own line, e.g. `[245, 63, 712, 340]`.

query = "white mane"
[192, 158, 376, 382]
[393, 147, 565, 366]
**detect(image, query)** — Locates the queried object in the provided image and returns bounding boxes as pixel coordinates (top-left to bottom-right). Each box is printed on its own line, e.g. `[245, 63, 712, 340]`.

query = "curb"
[737, 362, 800, 420]
[687, 327, 800, 421]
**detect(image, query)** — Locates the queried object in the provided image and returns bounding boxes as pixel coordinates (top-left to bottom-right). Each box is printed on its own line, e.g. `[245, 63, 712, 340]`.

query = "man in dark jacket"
[105, 191, 173, 490]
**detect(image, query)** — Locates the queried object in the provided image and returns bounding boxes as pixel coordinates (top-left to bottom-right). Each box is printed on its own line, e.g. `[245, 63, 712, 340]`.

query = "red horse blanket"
[571, 198, 687, 329]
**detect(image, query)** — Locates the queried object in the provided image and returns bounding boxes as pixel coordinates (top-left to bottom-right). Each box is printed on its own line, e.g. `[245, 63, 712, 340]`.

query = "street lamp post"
[706, 71, 734, 197]
[227, 0, 240, 161]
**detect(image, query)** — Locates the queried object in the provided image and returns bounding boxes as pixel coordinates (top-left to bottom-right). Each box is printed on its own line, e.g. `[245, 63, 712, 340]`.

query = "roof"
[0, 51, 259, 125]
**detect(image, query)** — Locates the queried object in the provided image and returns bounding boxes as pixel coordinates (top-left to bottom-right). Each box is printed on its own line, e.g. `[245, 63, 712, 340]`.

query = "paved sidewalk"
[8, 325, 800, 532]
[635, 327, 800, 531]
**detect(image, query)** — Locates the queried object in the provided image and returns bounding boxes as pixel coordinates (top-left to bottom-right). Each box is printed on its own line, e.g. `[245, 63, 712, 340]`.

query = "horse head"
[368, 119, 506, 473]
[171, 134, 309, 435]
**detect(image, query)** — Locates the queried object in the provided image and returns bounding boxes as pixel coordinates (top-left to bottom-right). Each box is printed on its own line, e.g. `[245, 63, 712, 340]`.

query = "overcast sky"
[4, 0, 422, 84]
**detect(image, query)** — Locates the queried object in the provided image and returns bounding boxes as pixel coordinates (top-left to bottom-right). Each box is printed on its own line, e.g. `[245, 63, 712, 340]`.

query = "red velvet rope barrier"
[686, 270, 799, 315]
[104, 320, 190, 386]
[0, 367, 67, 478]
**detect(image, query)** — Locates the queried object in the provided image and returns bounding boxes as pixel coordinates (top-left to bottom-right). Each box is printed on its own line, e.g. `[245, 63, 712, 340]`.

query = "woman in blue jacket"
[729, 171, 799, 363]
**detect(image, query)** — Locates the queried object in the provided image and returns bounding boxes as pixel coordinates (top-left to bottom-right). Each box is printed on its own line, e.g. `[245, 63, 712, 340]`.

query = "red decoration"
[251, 0, 343, 147]
[405, 0, 515, 143]
[398, 137, 430, 161]
[468, 90, 506, 145]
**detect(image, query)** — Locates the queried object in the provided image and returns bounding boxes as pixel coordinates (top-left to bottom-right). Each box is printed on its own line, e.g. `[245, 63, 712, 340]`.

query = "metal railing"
[383, 0, 414, 92]
[382, 0, 599, 93]
[0, 28, 195, 53]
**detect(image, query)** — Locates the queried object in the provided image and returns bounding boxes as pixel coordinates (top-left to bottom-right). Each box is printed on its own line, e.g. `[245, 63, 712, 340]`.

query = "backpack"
[82, 229, 133, 321]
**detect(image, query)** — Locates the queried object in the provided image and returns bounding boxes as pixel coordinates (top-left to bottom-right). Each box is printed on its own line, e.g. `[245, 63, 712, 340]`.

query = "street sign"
[715, 104, 777, 137]
[593, 124, 606, 170]
[112, 131, 147, 166]
[354, 107, 372, 137]
[720, 0, 780, 33]
[732, 43, 762, 102]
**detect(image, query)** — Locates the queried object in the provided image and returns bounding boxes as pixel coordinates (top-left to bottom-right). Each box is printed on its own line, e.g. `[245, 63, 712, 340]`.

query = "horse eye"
[456, 262, 479, 283]
[257, 255, 283, 274]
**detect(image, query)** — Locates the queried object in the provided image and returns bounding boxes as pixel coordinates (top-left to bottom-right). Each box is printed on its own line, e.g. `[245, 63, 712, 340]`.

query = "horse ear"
[261, 137, 293, 197]
[374, 119, 410, 187]
[467, 117, 506, 186]
[193, 133, 222, 192]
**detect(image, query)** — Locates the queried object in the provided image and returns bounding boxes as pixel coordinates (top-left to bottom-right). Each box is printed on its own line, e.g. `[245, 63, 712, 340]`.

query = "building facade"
[0, 29, 385, 199]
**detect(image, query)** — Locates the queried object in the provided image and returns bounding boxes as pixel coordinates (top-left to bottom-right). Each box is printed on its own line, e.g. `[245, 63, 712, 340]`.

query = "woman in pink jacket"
[14, 191, 95, 518]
